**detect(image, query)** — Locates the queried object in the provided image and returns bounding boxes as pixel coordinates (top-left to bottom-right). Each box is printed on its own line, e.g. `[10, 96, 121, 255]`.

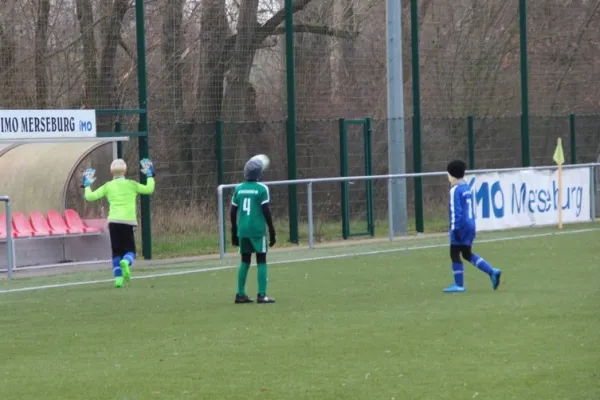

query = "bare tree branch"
[223, 0, 314, 54]
[119, 37, 135, 61]
[270, 23, 358, 39]
[254, 0, 314, 44]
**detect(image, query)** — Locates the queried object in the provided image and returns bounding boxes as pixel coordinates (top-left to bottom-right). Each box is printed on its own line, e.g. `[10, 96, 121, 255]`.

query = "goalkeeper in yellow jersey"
[81, 158, 155, 288]
[230, 156, 276, 304]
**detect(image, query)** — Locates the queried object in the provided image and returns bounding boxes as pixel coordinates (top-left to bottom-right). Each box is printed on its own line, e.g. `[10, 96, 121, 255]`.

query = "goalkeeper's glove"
[231, 229, 239, 247]
[81, 168, 96, 188]
[269, 228, 276, 247]
[140, 158, 155, 178]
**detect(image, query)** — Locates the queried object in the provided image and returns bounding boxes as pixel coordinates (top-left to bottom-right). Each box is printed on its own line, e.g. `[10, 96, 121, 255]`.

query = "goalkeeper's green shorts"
[239, 236, 268, 254]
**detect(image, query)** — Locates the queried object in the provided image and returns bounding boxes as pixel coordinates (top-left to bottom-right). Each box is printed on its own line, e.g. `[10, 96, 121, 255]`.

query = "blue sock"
[469, 254, 494, 275]
[452, 262, 464, 287]
[123, 252, 135, 267]
[112, 257, 122, 277]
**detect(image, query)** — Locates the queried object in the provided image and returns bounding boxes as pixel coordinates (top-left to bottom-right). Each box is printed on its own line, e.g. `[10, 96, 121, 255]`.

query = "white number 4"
[243, 198, 251, 215]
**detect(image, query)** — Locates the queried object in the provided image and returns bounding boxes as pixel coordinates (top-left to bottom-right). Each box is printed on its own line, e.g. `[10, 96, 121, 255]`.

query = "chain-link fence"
[0, 0, 599, 257]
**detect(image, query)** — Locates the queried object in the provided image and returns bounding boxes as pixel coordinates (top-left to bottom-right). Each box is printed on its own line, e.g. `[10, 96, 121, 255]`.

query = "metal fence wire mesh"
[0, 0, 599, 246]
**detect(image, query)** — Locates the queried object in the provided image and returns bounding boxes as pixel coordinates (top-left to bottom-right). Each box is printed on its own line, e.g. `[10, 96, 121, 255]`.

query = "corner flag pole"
[553, 138, 565, 229]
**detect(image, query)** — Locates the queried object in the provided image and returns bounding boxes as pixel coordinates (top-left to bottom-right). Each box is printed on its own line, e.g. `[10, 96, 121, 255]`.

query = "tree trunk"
[0, 1, 18, 108]
[196, 0, 229, 122]
[0, 26, 17, 108]
[75, 0, 99, 108]
[162, 0, 190, 190]
[402, 0, 433, 86]
[331, 0, 354, 104]
[98, 0, 128, 111]
[221, 0, 259, 122]
[220, 0, 262, 174]
[191, 0, 230, 190]
[35, 0, 50, 108]
[75, 0, 98, 108]
[163, 0, 184, 121]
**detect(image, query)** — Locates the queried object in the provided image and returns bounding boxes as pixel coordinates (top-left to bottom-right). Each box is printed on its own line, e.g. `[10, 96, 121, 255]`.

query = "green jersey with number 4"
[232, 181, 270, 237]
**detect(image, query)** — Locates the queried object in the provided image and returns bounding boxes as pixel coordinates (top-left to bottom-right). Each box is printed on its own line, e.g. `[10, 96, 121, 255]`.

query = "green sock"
[237, 263, 250, 296]
[257, 263, 268, 296]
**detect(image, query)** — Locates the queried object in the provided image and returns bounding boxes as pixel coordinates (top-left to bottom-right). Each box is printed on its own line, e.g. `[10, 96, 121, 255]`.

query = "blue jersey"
[448, 182, 476, 245]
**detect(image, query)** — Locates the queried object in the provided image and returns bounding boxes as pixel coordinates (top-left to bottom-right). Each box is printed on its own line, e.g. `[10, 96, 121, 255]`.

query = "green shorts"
[239, 237, 268, 254]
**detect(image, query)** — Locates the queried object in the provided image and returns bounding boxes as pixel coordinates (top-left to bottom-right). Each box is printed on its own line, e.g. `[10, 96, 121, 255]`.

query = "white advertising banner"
[0, 109, 96, 140]
[466, 167, 591, 231]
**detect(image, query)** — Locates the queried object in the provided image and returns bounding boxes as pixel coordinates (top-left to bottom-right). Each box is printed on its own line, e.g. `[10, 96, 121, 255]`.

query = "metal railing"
[596, 156, 600, 219]
[0, 196, 16, 279]
[217, 163, 600, 260]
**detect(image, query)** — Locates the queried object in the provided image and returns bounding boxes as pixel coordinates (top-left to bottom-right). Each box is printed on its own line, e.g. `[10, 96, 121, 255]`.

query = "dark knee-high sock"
[452, 262, 464, 287]
[237, 262, 250, 296]
[112, 257, 122, 278]
[469, 254, 493, 275]
[257, 263, 268, 296]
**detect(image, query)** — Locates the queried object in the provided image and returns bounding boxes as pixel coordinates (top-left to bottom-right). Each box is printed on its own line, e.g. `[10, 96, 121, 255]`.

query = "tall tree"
[220, 0, 260, 122]
[197, 0, 230, 123]
[34, 0, 50, 108]
[98, 0, 129, 110]
[0, 0, 18, 107]
[75, 0, 97, 108]
[163, 0, 184, 121]
[75, 0, 98, 108]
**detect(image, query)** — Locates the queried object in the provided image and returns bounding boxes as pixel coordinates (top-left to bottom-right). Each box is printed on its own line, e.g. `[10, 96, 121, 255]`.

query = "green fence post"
[339, 119, 350, 239]
[411, 0, 424, 234]
[114, 121, 123, 158]
[364, 117, 374, 236]
[569, 114, 577, 164]
[284, 0, 299, 244]
[135, 0, 151, 259]
[215, 119, 226, 253]
[467, 116, 475, 169]
[519, 0, 531, 167]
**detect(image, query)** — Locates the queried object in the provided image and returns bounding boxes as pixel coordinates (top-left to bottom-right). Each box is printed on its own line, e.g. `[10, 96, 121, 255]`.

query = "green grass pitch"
[0, 226, 599, 399]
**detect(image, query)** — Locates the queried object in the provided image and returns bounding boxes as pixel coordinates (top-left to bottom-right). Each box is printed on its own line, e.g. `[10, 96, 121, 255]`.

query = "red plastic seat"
[30, 211, 63, 235]
[47, 210, 72, 234]
[0, 214, 10, 239]
[11, 212, 38, 237]
[0, 214, 21, 238]
[64, 209, 102, 233]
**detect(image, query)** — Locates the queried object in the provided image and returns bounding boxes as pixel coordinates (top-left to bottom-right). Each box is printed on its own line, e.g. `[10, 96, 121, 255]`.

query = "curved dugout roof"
[0, 144, 19, 157]
[0, 142, 110, 214]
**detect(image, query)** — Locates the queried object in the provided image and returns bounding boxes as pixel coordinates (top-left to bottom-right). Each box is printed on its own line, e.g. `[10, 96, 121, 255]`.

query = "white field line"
[0, 227, 597, 295]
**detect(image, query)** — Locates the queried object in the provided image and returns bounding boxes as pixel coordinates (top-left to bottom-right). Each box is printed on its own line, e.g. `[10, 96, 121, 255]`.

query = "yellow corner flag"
[553, 138, 565, 229]
[553, 137, 565, 165]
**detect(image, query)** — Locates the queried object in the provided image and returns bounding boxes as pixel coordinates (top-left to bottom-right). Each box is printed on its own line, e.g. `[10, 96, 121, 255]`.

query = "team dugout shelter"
[0, 109, 148, 272]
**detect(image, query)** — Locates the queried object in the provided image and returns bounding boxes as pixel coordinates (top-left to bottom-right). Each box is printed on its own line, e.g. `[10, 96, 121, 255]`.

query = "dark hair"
[446, 160, 467, 179]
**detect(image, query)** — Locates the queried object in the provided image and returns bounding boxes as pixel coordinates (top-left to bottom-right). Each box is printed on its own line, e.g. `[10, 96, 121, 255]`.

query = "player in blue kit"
[444, 160, 502, 293]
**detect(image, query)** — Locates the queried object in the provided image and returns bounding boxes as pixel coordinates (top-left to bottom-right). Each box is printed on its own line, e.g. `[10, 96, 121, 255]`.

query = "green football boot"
[120, 259, 131, 281]
[115, 276, 124, 288]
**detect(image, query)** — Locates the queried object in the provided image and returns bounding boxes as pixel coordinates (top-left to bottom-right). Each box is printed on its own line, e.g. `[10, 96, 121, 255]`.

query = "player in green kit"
[230, 156, 276, 304]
